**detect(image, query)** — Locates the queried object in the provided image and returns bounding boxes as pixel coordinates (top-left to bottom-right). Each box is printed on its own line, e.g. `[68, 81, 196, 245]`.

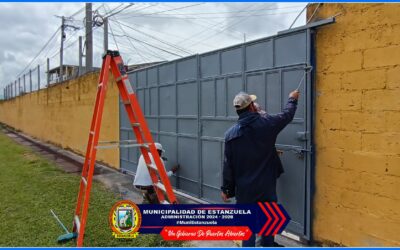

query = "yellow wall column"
[309, 3, 400, 246]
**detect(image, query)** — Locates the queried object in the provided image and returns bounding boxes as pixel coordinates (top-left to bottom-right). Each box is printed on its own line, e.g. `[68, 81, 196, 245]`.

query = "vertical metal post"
[60, 16, 65, 82]
[79, 36, 83, 76]
[85, 3, 93, 72]
[29, 69, 32, 92]
[37, 64, 41, 90]
[103, 17, 108, 54]
[23, 74, 26, 93]
[14, 81, 16, 97]
[47, 58, 50, 87]
[18, 77, 20, 96]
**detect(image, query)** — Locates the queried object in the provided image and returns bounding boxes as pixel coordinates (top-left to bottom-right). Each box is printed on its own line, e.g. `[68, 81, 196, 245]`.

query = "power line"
[112, 31, 184, 58]
[119, 3, 205, 18]
[184, 4, 302, 48]
[117, 3, 266, 42]
[117, 3, 159, 17]
[105, 3, 134, 18]
[104, 4, 174, 62]
[70, 6, 86, 18]
[15, 26, 61, 79]
[118, 10, 302, 19]
[112, 19, 194, 55]
[104, 3, 124, 16]
[177, 3, 260, 47]
[119, 20, 215, 49]
[108, 17, 120, 52]
[103, 4, 149, 62]
[121, 4, 304, 17]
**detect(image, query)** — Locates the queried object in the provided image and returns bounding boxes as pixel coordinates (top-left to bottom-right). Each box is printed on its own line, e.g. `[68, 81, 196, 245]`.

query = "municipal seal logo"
[109, 200, 142, 239]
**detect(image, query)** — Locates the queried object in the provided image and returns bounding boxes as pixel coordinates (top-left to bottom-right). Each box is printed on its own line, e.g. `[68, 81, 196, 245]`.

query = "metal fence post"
[23, 74, 26, 93]
[29, 69, 32, 92]
[79, 36, 83, 76]
[47, 58, 50, 87]
[18, 77, 20, 96]
[37, 65, 40, 90]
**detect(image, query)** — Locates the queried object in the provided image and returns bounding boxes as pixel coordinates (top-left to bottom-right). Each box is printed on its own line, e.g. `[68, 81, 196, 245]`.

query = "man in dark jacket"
[221, 90, 299, 247]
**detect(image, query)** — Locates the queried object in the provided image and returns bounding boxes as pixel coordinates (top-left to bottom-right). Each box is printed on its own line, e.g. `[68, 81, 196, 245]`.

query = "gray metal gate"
[120, 19, 334, 240]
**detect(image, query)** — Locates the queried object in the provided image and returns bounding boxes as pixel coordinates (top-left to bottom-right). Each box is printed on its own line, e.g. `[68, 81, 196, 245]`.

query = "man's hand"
[171, 164, 180, 173]
[221, 192, 230, 202]
[289, 90, 300, 100]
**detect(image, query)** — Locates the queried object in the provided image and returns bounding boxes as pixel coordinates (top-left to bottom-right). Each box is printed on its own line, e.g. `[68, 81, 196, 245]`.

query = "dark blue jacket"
[221, 98, 298, 204]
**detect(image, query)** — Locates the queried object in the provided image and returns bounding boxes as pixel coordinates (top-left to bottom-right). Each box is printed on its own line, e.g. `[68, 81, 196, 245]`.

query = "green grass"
[0, 130, 182, 247]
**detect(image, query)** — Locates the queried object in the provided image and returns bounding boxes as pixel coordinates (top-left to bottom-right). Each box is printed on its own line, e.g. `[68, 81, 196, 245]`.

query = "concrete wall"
[310, 3, 400, 246]
[0, 73, 120, 168]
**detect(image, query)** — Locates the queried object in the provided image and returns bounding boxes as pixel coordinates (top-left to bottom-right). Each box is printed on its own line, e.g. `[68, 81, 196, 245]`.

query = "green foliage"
[0, 131, 182, 247]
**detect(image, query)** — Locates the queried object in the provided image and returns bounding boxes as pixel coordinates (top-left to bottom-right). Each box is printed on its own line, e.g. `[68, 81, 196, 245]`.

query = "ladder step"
[155, 182, 166, 192]
[146, 163, 158, 171]
[81, 177, 87, 186]
[161, 200, 170, 204]
[98, 139, 137, 144]
[131, 122, 140, 127]
[96, 143, 149, 149]
[98, 82, 103, 88]
[74, 215, 81, 233]
[123, 100, 130, 105]
[89, 131, 94, 135]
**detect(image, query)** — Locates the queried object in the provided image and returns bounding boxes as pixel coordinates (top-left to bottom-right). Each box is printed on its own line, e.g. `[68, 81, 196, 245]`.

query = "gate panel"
[120, 26, 326, 239]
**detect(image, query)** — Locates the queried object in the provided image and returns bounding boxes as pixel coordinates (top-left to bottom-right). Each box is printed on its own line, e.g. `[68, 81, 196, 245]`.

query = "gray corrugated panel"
[121, 21, 334, 240]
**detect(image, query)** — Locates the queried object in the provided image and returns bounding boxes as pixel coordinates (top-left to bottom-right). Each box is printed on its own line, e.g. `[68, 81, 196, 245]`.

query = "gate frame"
[119, 18, 336, 243]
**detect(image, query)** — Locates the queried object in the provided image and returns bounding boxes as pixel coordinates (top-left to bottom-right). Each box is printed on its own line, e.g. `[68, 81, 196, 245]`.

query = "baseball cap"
[233, 92, 257, 110]
[155, 142, 165, 152]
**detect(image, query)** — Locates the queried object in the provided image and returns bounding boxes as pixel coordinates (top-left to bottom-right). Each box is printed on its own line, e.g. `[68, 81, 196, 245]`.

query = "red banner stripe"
[272, 202, 286, 235]
[264, 202, 279, 236]
[257, 202, 272, 236]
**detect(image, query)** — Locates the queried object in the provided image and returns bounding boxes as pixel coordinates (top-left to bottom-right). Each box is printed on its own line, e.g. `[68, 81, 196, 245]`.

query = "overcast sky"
[0, 2, 307, 96]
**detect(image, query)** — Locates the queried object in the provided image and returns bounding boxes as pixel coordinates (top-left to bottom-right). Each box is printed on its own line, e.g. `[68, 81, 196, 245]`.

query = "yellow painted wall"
[0, 72, 120, 168]
[310, 3, 400, 246]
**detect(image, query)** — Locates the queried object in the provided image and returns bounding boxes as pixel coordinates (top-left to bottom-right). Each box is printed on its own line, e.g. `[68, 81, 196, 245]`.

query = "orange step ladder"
[71, 50, 177, 247]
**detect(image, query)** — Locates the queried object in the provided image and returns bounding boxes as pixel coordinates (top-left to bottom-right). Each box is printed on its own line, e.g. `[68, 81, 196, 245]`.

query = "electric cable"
[15, 26, 61, 78]
[112, 19, 194, 55]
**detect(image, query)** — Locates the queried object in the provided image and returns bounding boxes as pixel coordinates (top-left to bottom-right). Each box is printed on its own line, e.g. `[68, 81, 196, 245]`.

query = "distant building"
[47, 65, 80, 85]
[46, 61, 164, 86]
